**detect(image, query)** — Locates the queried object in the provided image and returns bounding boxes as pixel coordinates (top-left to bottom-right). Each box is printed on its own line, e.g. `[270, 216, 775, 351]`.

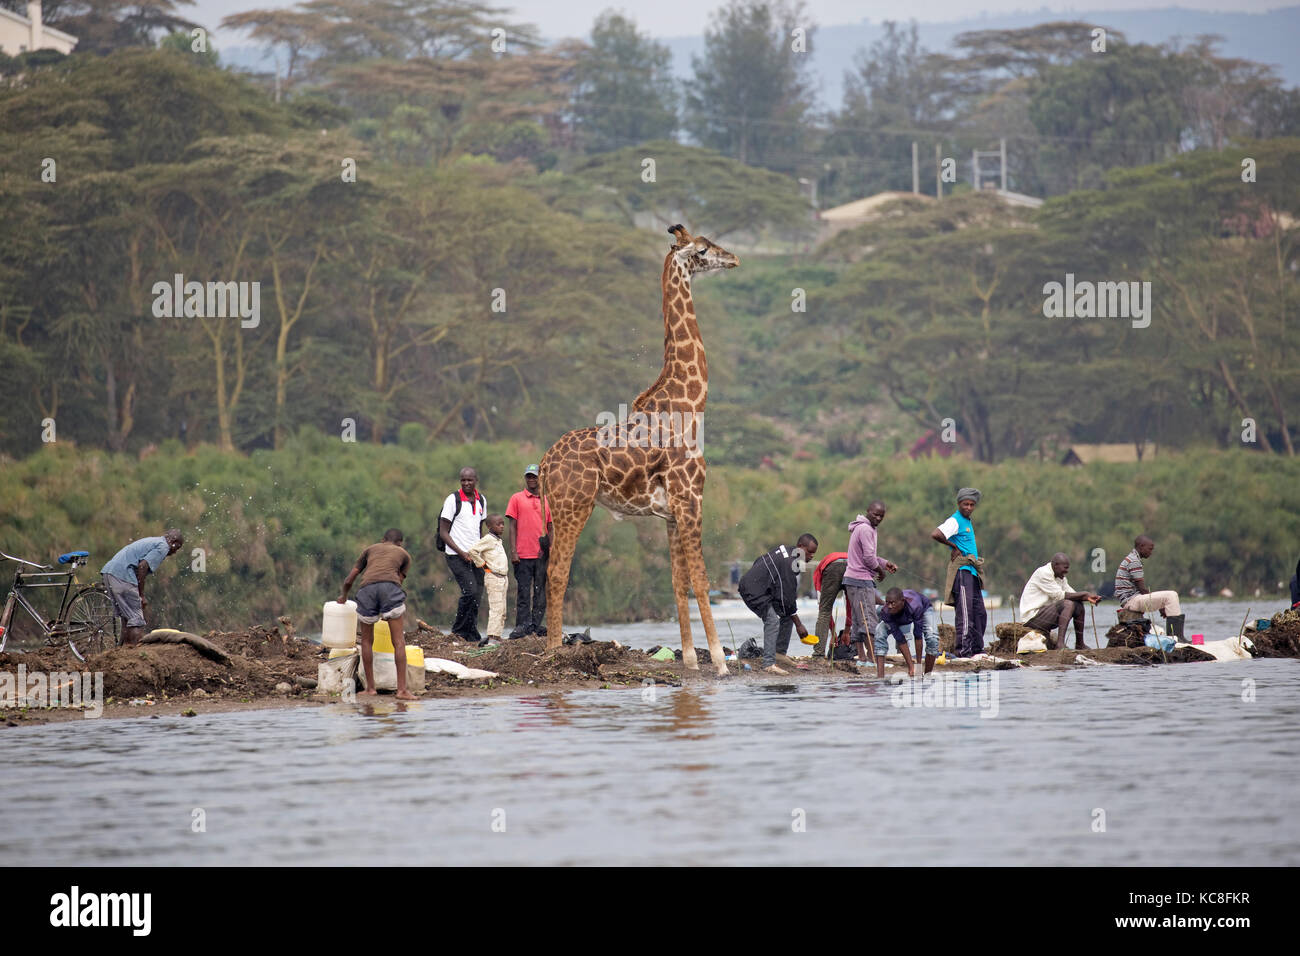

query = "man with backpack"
[439, 467, 487, 643]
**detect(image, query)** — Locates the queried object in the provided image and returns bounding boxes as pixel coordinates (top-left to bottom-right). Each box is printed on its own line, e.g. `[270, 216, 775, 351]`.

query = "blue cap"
[524, 464, 540, 476]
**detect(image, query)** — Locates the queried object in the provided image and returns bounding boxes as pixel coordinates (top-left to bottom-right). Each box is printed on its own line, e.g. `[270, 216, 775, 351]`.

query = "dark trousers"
[761, 606, 794, 668]
[1025, 598, 1085, 644]
[813, 558, 847, 649]
[513, 557, 548, 633]
[445, 552, 484, 640]
[951, 569, 986, 657]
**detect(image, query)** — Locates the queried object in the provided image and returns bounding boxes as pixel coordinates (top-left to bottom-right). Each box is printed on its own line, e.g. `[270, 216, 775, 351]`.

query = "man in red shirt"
[505, 464, 553, 638]
[812, 551, 849, 657]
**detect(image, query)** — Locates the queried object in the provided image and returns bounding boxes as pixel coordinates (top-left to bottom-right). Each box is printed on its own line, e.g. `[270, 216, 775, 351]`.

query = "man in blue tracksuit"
[738, 534, 818, 675]
[931, 488, 986, 657]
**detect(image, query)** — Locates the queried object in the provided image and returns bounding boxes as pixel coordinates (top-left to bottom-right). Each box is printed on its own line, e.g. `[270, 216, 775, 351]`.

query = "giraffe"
[539, 225, 738, 675]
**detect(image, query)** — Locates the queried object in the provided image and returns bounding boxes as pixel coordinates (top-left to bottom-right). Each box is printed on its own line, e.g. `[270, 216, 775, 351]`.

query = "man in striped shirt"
[1114, 535, 1186, 641]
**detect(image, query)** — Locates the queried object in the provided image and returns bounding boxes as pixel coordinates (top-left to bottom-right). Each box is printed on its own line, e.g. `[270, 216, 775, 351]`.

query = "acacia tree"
[684, 0, 817, 173]
[825, 21, 970, 203]
[222, 0, 539, 84]
[1028, 42, 1199, 193]
[818, 193, 1096, 462]
[1034, 140, 1300, 453]
[575, 140, 811, 239]
[572, 11, 678, 154]
[331, 171, 450, 442]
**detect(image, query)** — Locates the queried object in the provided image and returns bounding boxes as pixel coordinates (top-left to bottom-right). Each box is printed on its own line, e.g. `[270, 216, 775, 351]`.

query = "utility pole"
[973, 141, 1007, 192]
[912, 141, 919, 194]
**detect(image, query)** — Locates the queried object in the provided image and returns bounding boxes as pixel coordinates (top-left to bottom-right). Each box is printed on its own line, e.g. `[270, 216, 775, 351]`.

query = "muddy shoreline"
[3, 612, 1298, 729]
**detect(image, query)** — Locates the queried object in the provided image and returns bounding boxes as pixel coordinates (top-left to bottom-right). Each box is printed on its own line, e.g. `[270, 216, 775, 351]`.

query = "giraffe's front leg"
[672, 505, 729, 677]
[666, 519, 697, 670]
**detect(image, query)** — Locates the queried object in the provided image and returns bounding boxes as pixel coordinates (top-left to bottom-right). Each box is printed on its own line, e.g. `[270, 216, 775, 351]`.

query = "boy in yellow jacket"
[467, 514, 509, 647]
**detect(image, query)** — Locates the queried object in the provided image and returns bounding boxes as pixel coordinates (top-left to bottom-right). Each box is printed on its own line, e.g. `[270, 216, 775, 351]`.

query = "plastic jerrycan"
[322, 600, 358, 648]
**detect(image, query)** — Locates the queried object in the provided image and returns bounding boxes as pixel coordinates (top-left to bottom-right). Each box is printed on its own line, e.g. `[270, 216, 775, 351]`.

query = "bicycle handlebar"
[0, 551, 52, 570]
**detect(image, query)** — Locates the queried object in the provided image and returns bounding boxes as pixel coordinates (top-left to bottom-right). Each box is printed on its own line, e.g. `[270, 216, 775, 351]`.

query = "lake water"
[3, 600, 1298, 866]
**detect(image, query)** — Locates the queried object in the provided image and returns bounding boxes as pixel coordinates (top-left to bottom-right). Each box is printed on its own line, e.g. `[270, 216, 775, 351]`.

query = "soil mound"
[1, 621, 322, 702]
[991, 622, 1031, 654]
[1248, 609, 1300, 658]
[408, 630, 689, 688]
[937, 623, 955, 654]
[1106, 621, 1148, 648]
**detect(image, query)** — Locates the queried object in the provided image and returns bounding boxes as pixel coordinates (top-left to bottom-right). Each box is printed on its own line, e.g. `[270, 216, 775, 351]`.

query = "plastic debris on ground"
[424, 657, 498, 680]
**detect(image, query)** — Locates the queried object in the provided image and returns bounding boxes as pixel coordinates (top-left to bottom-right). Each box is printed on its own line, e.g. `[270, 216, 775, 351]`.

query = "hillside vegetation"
[2, 439, 1295, 631]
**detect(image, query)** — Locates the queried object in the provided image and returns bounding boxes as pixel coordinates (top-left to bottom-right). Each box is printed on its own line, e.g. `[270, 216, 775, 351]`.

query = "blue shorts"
[355, 582, 406, 625]
[874, 608, 939, 656]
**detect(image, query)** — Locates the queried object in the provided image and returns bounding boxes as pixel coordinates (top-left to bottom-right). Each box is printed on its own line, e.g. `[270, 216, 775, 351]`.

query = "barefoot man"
[339, 528, 416, 700]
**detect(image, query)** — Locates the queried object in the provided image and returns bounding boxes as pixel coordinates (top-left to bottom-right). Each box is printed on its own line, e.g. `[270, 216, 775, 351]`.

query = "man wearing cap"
[931, 488, 986, 657]
[505, 464, 553, 638]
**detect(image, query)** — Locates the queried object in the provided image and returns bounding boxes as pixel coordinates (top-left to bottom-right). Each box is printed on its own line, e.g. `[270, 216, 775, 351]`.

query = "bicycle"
[0, 550, 120, 662]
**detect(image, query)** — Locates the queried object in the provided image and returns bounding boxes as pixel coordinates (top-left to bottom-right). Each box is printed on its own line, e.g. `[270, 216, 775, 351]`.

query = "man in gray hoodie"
[843, 501, 897, 663]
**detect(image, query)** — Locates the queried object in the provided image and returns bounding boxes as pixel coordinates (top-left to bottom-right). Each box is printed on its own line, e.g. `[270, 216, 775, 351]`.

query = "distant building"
[817, 191, 934, 238]
[978, 183, 1044, 209]
[1061, 443, 1157, 466]
[0, 2, 77, 57]
[817, 187, 1043, 240]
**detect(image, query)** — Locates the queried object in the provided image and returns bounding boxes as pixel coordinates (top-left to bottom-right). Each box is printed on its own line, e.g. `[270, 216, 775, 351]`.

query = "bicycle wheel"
[0, 591, 13, 653]
[65, 587, 120, 661]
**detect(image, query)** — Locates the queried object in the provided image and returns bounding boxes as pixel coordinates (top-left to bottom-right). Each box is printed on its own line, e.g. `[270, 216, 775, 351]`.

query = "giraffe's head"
[668, 224, 740, 276]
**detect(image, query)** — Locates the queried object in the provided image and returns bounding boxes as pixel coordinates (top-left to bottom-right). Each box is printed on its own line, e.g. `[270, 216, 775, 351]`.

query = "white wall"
[0, 2, 78, 57]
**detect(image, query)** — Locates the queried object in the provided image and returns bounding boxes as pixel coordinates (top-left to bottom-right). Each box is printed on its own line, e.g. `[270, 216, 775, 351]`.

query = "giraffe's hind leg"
[542, 486, 596, 654]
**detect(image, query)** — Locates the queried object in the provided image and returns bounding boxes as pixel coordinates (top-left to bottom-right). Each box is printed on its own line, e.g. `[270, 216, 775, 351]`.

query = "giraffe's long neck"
[633, 255, 708, 412]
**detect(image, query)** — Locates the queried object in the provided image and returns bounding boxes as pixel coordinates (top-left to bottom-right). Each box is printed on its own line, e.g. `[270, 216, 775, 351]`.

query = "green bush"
[1, 443, 1295, 633]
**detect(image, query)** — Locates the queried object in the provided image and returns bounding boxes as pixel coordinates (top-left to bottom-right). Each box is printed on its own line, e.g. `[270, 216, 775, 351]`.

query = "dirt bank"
[3, 610, 1294, 728]
[1244, 608, 1300, 657]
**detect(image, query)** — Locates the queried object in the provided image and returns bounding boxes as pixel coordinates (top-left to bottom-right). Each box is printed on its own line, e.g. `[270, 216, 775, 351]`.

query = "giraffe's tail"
[538, 452, 551, 549]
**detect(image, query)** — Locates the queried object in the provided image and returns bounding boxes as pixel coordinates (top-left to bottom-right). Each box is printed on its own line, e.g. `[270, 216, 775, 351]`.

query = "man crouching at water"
[339, 528, 416, 700]
[738, 534, 817, 674]
[876, 587, 938, 678]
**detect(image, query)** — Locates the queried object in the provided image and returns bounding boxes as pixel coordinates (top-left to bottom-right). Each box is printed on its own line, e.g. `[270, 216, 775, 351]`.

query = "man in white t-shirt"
[439, 467, 487, 642]
[1019, 552, 1100, 650]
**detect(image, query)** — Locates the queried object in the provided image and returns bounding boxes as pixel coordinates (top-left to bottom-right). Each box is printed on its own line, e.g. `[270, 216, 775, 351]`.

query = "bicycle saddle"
[58, 550, 90, 564]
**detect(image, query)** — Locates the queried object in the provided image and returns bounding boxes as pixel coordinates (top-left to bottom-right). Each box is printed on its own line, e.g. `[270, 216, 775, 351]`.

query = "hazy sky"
[192, 0, 1280, 43]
